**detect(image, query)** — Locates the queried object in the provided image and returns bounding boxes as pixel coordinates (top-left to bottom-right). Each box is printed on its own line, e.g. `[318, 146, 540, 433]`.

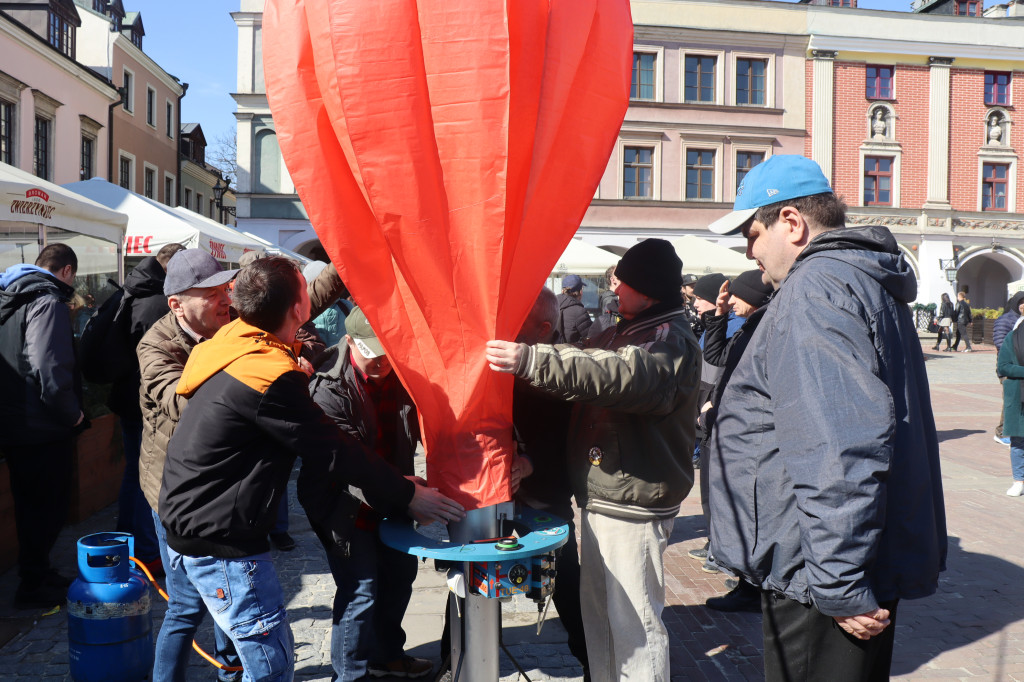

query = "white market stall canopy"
[64, 178, 265, 263]
[1, 162, 127, 244]
[670, 235, 753, 278]
[550, 239, 619, 276]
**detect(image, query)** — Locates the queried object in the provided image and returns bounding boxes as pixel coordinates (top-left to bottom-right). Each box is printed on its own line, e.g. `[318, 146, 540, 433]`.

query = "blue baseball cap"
[708, 155, 833, 235]
[562, 274, 587, 291]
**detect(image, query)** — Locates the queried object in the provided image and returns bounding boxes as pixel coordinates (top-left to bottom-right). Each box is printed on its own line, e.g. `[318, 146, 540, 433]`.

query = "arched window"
[254, 129, 283, 193]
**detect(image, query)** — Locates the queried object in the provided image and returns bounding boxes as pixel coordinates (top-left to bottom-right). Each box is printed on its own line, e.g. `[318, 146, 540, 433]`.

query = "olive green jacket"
[516, 305, 700, 520]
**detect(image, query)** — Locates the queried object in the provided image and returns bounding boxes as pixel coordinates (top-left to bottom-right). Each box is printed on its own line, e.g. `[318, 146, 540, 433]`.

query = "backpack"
[79, 279, 136, 384]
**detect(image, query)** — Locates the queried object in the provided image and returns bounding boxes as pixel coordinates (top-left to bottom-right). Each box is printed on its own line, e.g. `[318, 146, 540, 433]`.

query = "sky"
[128, 0, 1003, 154]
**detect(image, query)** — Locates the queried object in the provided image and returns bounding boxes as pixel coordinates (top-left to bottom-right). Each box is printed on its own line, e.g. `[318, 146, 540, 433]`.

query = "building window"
[47, 10, 75, 58]
[209, 198, 215, 219]
[196, 192, 203, 212]
[982, 163, 1009, 211]
[631, 53, 655, 101]
[623, 147, 654, 199]
[684, 55, 716, 103]
[830, 0, 852, 5]
[122, 70, 133, 113]
[0, 101, 13, 165]
[166, 101, 173, 137]
[864, 157, 893, 206]
[81, 136, 94, 180]
[164, 176, 174, 206]
[146, 87, 156, 126]
[92, 0, 105, 11]
[33, 117, 50, 180]
[184, 187, 192, 209]
[144, 168, 155, 199]
[736, 151, 765, 190]
[131, 28, 143, 50]
[736, 59, 767, 106]
[986, 72, 1011, 106]
[955, 0, 981, 15]
[119, 156, 132, 189]
[866, 65, 893, 99]
[686, 149, 716, 200]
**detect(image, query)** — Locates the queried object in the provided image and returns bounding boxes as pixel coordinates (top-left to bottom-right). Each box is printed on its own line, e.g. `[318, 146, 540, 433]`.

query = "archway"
[956, 249, 1024, 310]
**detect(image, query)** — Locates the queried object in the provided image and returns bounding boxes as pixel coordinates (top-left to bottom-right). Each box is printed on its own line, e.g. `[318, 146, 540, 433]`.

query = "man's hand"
[297, 357, 314, 377]
[407, 483, 466, 526]
[833, 609, 891, 640]
[486, 340, 527, 374]
[715, 280, 732, 316]
[510, 455, 534, 494]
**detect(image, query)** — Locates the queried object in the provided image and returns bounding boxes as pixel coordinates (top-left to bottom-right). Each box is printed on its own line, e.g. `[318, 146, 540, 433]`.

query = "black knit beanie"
[614, 238, 683, 304]
[692, 273, 727, 304]
[729, 269, 773, 309]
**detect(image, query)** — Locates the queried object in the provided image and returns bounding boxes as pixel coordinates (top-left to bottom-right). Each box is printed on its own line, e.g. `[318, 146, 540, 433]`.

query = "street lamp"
[212, 175, 236, 225]
[938, 258, 957, 284]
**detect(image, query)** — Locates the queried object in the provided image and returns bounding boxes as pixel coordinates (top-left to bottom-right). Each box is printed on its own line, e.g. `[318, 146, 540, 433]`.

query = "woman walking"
[996, 298, 1024, 496]
[951, 291, 973, 352]
[932, 293, 954, 351]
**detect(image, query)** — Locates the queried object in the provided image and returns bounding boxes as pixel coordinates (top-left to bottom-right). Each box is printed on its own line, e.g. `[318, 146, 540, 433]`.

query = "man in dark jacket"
[0, 244, 84, 608]
[952, 290, 973, 352]
[305, 306, 433, 680]
[110, 244, 184, 570]
[587, 265, 619, 338]
[487, 239, 700, 682]
[159, 257, 465, 681]
[707, 155, 946, 681]
[554, 273, 592, 343]
[992, 292, 1024, 444]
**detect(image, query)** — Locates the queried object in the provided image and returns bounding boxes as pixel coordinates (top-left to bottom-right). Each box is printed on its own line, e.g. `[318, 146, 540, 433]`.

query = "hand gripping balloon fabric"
[263, 0, 632, 510]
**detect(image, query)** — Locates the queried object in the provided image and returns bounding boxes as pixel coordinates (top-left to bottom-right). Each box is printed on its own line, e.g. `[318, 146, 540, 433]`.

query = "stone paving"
[1, 334, 1022, 680]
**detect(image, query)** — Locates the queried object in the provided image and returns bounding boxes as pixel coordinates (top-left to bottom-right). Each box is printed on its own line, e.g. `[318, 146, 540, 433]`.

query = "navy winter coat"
[710, 225, 947, 617]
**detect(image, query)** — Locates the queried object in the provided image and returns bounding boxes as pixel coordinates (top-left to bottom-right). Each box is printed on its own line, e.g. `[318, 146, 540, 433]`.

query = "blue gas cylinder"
[68, 532, 153, 681]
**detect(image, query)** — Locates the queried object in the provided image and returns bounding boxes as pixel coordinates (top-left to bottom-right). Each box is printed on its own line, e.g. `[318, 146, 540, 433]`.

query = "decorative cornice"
[812, 50, 837, 60]
[928, 57, 955, 67]
[953, 217, 1024, 231]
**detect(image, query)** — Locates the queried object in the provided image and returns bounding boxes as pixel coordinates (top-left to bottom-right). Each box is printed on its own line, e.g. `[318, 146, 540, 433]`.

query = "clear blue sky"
[129, 0, 1002, 150]
[131, 1, 238, 144]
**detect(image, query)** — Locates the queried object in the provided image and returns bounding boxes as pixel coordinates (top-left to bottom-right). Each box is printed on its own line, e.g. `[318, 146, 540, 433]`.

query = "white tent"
[1, 162, 127, 277]
[64, 178, 265, 263]
[670, 235, 753, 278]
[550, 239, 619, 276]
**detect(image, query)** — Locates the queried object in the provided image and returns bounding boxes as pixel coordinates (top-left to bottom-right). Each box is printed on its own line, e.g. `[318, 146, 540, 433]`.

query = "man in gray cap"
[486, 238, 699, 682]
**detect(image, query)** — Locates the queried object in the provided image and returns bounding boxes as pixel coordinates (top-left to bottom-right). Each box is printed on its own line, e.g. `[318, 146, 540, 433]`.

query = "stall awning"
[63, 178, 265, 263]
[1, 162, 127, 244]
[670, 235, 753, 278]
[550, 239, 619, 276]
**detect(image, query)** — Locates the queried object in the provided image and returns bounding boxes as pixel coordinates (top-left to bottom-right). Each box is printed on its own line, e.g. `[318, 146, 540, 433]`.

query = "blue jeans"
[168, 547, 295, 682]
[320, 525, 417, 681]
[152, 509, 241, 682]
[1011, 437, 1024, 481]
[115, 418, 159, 562]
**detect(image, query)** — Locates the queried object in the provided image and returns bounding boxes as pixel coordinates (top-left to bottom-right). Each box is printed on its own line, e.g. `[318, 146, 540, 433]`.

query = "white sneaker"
[1007, 481, 1024, 497]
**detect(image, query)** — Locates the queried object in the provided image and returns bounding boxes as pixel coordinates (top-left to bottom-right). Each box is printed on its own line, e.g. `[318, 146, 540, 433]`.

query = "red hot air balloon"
[263, 0, 632, 510]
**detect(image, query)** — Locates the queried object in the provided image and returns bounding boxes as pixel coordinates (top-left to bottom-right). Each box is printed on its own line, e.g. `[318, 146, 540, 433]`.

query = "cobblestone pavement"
[1, 334, 1022, 680]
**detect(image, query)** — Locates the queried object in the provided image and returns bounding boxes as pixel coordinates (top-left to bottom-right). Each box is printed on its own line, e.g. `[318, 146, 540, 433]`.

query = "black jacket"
[159, 319, 415, 558]
[954, 299, 972, 327]
[0, 267, 82, 446]
[108, 257, 170, 419]
[587, 290, 619, 339]
[554, 293, 592, 343]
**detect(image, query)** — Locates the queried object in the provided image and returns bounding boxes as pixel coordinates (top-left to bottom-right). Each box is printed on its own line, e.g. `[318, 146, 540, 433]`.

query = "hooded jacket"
[108, 256, 170, 419]
[554, 292, 592, 344]
[709, 225, 947, 617]
[159, 318, 415, 559]
[992, 292, 1024, 351]
[0, 265, 82, 445]
[516, 303, 700, 520]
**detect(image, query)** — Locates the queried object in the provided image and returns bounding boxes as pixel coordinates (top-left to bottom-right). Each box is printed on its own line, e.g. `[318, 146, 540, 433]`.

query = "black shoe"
[705, 582, 761, 613]
[14, 582, 66, 610]
[269, 532, 296, 551]
[687, 540, 709, 561]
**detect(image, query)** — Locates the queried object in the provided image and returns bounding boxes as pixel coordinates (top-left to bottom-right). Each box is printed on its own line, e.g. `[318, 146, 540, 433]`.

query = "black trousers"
[4, 438, 74, 586]
[762, 591, 899, 682]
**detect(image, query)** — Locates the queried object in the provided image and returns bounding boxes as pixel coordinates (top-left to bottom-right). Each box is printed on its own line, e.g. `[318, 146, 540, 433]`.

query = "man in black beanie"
[486, 238, 700, 682]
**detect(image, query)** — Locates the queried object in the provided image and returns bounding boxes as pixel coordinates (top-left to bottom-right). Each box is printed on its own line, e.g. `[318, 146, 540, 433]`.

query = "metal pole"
[447, 504, 511, 681]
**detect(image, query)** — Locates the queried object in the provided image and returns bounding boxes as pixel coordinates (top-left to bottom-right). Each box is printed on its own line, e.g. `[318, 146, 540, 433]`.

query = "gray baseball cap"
[163, 249, 238, 296]
[345, 307, 384, 359]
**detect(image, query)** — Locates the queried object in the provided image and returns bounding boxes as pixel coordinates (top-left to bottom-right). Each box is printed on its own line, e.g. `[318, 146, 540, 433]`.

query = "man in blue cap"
[554, 273, 592, 343]
[707, 155, 946, 681]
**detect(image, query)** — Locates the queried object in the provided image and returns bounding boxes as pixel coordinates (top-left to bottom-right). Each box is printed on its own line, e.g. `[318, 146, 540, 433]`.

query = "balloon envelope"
[263, 0, 632, 509]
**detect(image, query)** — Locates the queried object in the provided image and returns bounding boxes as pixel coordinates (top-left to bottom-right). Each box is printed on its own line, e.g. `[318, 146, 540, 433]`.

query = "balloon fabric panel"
[263, 0, 632, 510]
